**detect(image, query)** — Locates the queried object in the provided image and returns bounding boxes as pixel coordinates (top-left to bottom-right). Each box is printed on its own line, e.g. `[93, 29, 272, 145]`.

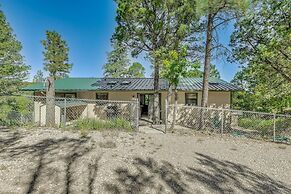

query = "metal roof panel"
[22, 77, 241, 92]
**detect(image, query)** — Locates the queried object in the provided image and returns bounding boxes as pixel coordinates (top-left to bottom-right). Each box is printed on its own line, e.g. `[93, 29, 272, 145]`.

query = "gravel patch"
[0, 127, 290, 194]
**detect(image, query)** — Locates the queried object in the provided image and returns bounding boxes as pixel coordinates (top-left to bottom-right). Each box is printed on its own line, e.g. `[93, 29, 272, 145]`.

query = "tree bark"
[200, 13, 214, 130]
[153, 59, 160, 124]
[46, 77, 55, 127]
[171, 88, 178, 129]
[165, 85, 173, 132]
[201, 13, 214, 107]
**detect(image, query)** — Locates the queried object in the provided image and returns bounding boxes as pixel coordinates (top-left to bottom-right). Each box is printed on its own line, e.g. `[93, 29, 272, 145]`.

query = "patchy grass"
[74, 118, 133, 133]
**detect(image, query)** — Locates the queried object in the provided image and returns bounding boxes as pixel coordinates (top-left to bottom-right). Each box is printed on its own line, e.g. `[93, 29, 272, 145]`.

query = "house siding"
[35, 90, 231, 107]
[34, 90, 231, 125]
[77, 91, 96, 99]
[208, 91, 231, 107]
[108, 91, 137, 101]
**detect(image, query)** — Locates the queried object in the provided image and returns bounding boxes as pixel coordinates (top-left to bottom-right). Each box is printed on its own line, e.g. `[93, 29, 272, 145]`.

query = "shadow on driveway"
[0, 128, 290, 193]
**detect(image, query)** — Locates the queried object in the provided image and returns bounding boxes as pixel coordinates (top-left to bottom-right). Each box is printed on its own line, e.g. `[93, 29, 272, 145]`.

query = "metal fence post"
[273, 113, 276, 142]
[221, 109, 224, 134]
[63, 98, 67, 126]
[165, 98, 168, 133]
[32, 97, 35, 124]
[136, 98, 139, 131]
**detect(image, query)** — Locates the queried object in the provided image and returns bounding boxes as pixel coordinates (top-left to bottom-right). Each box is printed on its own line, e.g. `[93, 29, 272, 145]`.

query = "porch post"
[136, 98, 139, 131]
[165, 98, 168, 133]
[63, 98, 67, 126]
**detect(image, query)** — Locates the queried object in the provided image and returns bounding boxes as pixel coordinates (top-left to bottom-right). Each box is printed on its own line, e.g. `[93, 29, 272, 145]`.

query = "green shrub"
[238, 118, 273, 138]
[0, 96, 32, 126]
[74, 118, 132, 131]
[276, 118, 291, 129]
[109, 118, 132, 131]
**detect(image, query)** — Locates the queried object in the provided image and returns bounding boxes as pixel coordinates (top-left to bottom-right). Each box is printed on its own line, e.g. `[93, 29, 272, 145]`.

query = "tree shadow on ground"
[104, 157, 189, 194]
[183, 152, 291, 194]
[0, 129, 102, 194]
[0, 127, 25, 152]
[105, 154, 291, 194]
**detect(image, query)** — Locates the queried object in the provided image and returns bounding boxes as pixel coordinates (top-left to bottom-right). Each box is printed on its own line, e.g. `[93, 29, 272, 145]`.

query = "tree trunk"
[171, 88, 178, 130]
[201, 13, 214, 107]
[200, 13, 214, 130]
[153, 59, 160, 124]
[165, 85, 173, 131]
[46, 77, 55, 127]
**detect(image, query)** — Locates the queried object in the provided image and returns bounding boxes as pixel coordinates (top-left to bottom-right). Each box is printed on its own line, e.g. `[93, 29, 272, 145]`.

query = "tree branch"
[247, 39, 291, 82]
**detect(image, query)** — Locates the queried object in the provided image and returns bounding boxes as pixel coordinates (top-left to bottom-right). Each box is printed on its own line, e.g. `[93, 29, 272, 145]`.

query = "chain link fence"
[166, 104, 291, 143]
[0, 95, 139, 130]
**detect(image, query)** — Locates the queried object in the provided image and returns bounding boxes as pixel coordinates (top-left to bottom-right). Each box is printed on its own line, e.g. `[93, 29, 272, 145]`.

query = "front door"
[139, 93, 161, 120]
[139, 94, 151, 117]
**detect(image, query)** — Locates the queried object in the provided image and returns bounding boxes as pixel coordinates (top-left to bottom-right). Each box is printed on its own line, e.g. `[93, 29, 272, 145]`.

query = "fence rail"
[0, 95, 139, 130]
[166, 104, 291, 143]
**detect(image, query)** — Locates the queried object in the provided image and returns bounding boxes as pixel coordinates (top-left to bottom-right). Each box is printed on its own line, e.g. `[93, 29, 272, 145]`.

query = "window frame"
[96, 93, 108, 100]
[55, 92, 77, 98]
[185, 93, 198, 106]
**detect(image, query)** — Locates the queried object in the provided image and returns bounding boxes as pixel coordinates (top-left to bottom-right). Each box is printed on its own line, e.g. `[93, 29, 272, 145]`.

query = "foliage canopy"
[42, 31, 72, 80]
[231, 0, 291, 113]
[0, 9, 29, 95]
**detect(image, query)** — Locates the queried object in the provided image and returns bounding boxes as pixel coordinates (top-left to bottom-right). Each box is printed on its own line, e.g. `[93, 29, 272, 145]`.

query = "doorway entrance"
[138, 93, 161, 121]
[139, 94, 152, 117]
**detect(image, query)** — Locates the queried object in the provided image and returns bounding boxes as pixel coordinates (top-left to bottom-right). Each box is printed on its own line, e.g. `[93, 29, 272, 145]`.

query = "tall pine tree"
[42, 31, 72, 80]
[114, 0, 197, 123]
[103, 40, 130, 78]
[209, 64, 220, 78]
[33, 70, 45, 82]
[0, 9, 29, 95]
[128, 62, 145, 78]
[196, 0, 249, 107]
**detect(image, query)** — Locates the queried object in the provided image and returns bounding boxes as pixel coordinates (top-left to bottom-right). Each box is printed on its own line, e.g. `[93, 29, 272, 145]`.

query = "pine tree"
[209, 64, 220, 78]
[230, 0, 291, 113]
[197, 0, 249, 107]
[41, 31, 72, 80]
[184, 63, 220, 78]
[0, 9, 29, 95]
[115, 0, 197, 123]
[33, 70, 45, 82]
[127, 62, 145, 78]
[103, 40, 130, 78]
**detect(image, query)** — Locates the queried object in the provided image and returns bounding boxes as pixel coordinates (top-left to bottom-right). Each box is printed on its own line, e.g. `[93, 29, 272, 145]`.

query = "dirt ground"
[0, 127, 291, 194]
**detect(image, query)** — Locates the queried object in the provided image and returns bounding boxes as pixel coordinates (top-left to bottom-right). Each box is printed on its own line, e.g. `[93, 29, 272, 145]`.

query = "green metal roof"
[22, 77, 241, 92]
[22, 78, 98, 91]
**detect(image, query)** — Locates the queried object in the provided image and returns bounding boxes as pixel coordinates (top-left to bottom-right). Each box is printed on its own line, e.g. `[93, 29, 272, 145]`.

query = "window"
[185, 93, 198, 106]
[65, 93, 76, 98]
[55, 93, 65, 98]
[96, 93, 108, 100]
[55, 93, 76, 98]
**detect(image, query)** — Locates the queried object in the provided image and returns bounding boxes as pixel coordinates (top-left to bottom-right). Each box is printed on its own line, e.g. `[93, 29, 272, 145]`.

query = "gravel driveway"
[0, 127, 290, 194]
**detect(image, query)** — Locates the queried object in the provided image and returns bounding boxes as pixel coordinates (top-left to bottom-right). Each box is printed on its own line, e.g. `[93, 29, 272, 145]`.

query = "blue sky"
[1, 0, 239, 81]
